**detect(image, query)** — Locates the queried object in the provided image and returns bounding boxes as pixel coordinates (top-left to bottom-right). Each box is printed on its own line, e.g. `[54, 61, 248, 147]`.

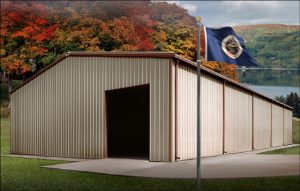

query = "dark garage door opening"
[106, 85, 150, 159]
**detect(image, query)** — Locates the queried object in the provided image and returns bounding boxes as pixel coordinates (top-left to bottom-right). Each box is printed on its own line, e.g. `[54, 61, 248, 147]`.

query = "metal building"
[10, 52, 293, 162]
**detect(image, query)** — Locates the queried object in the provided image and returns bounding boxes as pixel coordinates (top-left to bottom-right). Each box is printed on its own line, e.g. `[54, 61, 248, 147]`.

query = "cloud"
[249, 18, 273, 25]
[166, 1, 197, 14]
[161, 1, 299, 27]
[180, 2, 197, 14]
[221, 1, 281, 9]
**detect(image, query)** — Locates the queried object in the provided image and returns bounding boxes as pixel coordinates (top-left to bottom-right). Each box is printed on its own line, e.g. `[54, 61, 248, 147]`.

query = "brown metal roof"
[10, 51, 292, 110]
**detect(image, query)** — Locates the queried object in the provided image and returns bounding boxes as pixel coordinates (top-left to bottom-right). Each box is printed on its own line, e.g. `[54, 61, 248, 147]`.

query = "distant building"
[10, 52, 293, 162]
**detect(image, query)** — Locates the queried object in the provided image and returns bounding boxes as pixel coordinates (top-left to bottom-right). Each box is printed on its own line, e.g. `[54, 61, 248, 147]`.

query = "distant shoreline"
[242, 84, 300, 98]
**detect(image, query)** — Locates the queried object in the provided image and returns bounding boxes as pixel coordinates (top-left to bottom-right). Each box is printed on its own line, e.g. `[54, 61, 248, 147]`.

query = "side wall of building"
[10, 56, 170, 161]
[175, 64, 293, 160]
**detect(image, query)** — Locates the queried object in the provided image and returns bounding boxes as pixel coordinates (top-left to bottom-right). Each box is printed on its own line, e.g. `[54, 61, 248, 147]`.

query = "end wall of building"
[10, 56, 171, 161]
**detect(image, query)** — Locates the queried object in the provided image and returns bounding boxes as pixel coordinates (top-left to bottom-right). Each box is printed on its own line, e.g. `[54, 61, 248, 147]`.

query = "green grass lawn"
[1, 156, 300, 191]
[1, 117, 10, 155]
[293, 117, 300, 144]
[261, 145, 300, 155]
[1, 117, 300, 191]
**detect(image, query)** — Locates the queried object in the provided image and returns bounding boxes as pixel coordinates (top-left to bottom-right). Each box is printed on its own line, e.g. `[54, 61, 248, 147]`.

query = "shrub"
[0, 106, 10, 118]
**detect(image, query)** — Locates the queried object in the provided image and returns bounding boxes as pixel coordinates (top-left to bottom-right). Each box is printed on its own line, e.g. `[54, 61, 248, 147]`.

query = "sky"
[163, 1, 300, 27]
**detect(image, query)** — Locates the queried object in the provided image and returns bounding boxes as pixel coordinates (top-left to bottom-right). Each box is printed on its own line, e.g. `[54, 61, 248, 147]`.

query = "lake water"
[242, 84, 300, 98]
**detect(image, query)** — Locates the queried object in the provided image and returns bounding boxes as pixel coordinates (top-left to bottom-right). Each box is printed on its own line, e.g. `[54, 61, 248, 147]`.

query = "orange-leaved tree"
[202, 60, 239, 82]
[0, 1, 58, 92]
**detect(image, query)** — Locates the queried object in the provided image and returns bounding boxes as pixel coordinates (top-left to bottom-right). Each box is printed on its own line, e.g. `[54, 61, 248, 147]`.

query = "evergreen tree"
[285, 92, 300, 117]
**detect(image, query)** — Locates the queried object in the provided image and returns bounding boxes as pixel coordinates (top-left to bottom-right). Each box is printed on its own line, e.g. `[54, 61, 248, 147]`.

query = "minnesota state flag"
[204, 27, 257, 67]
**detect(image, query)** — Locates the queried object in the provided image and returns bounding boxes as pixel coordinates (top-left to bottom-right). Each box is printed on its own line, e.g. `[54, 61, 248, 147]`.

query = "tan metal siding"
[283, 109, 293, 145]
[11, 57, 170, 161]
[177, 65, 196, 160]
[253, 97, 271, 150]
[271, 104, 284, 147]
[201, 73, 224, 157]
[176, 65, 223, 160]
[224, 84, 252, 153]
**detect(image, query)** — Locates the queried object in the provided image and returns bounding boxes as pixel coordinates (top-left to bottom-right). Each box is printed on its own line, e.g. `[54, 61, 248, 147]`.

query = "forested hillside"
[1, 0, 239, 93]
[235, 25, 300, 86]
[1, 1, 299, 94]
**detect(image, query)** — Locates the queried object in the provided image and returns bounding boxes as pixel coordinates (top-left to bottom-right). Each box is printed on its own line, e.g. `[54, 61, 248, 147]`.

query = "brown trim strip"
[270, 104, 273, 147]
[104, 91, 108, 158]
[169, 60, 172, 162]
[175, 59, 179, 161]
[223, 81, 226, 154]
[283, 108, 285, 145]
[252, 94, 255, 150]
[105, 84, 150, 92]
[69, 51, 176, 58]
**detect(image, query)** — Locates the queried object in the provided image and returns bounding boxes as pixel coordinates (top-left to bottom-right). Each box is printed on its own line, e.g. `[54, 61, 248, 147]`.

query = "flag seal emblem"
[221, 35, 243, 59]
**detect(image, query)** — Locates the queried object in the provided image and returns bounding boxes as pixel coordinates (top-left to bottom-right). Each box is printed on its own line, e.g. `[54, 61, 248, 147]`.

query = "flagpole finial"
[196, 16, 201, 24]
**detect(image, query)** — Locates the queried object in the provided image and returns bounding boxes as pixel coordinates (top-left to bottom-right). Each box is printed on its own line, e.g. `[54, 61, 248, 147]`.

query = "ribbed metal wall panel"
[224, 84, 252, 153]
[201, 73, 223, 157]
[11, 56, 170, 161]
[176, 65, 223, 160]
[177, 65, 196, 160]
[283, 109, 293, 145]
[271, 104, 284, 147]
[253, 97, 271, 150]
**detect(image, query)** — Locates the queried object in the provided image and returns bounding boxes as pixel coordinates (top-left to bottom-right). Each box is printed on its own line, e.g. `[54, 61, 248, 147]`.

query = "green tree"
[275, 95, 286, 103]
[285, 92, 300, 117]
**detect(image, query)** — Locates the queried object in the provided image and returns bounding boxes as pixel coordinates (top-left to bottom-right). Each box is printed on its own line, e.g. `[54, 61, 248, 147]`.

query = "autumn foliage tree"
[202, 60, 239, 82]
[1, 0, 239, 95]
[1, 1, 58, 92]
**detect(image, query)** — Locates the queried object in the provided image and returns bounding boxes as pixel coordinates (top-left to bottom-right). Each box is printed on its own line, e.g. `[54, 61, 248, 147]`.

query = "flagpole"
[196, 16, 202, 191]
